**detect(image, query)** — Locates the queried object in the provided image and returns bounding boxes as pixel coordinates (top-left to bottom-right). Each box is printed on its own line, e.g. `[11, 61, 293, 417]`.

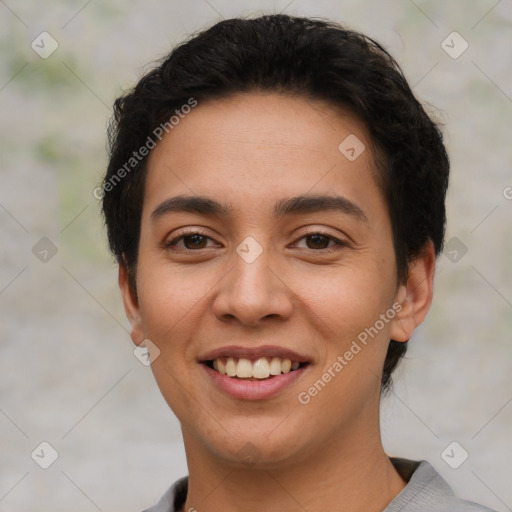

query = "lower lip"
[202, 364, 308, 400]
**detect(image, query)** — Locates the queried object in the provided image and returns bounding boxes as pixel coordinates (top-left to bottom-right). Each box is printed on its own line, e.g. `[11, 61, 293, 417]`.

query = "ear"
[390, 240, 436, 342]
[118, 261, 145, 346]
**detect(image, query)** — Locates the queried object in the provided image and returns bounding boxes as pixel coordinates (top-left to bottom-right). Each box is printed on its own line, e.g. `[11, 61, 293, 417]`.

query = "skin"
[119, 92, 436, 512]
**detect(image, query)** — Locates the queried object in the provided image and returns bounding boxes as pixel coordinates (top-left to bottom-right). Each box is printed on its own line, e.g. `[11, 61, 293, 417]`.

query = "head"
[101, 15, 448, 466]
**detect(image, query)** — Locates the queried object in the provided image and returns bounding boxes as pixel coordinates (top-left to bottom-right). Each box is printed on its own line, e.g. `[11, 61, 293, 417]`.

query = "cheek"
[293, 260, 395, 338]
[136, 260, 211, 353]
[136, 262, 213, 419]
[136, 246, 396, 348]
[293, 267, 394, 417]
[291, 258, 397, 403]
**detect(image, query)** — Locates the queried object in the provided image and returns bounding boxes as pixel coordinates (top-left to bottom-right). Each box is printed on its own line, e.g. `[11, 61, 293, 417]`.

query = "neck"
[180, 422, 406, 512]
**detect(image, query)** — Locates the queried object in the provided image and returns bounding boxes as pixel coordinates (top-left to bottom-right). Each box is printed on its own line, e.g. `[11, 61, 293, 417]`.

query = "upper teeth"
[212, 357, 301, 379]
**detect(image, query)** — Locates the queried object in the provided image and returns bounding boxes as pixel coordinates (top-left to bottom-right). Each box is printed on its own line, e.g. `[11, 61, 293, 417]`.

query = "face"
[120, 92, 432, 469]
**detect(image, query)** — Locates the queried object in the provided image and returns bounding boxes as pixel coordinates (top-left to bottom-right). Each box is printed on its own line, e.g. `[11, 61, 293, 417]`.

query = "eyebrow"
[151, 194, 368, 223]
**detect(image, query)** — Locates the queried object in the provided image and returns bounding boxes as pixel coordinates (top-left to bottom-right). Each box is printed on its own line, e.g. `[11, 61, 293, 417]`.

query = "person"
[100, 13, 496, 512]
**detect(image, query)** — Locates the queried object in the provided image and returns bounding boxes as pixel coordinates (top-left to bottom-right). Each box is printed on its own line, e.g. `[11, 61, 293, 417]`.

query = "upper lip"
[199, 345, 311, 363]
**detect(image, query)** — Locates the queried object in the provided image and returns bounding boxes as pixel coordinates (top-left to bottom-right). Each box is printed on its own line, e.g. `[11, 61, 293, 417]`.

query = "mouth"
[204, 356, 309, 380]
[198, 346, 312, 398]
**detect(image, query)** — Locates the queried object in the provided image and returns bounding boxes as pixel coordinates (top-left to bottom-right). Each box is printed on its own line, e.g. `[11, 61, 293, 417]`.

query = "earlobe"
[118, 262, 145, 346]
[390, 241, 436, 343]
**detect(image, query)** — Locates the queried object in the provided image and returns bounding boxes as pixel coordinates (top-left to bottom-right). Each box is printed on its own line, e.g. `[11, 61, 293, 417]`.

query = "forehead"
[143, 92, 381, 221]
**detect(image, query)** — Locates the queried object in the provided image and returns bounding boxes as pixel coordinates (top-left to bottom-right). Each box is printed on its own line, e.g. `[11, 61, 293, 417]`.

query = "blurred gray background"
[0, 1, 511, 511]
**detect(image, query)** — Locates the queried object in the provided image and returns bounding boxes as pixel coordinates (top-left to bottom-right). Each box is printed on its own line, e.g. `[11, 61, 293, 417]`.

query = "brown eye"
[305, 234, 331, 249]
[165, 231, 217, 251]
[182, 234, 208, 249]
[293, 231, 349, 254]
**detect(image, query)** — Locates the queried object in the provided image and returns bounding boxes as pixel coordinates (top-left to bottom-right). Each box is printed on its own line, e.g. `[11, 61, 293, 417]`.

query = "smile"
[199, 345, 311, 399]
[206, 357, 307, 380]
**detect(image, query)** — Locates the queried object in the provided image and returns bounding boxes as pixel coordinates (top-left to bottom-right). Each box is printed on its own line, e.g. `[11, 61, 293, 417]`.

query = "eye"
[165, 230, 218, 251]
[293, 232, 348, 253]
[164, 230, 349, 254]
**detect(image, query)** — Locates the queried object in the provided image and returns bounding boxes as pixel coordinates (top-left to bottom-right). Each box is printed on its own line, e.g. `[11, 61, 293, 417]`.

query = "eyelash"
[164, 229, 349, 254]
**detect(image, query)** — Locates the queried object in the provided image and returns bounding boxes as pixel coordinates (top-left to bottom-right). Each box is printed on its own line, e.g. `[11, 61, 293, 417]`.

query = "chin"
[193, 418, 313, 470]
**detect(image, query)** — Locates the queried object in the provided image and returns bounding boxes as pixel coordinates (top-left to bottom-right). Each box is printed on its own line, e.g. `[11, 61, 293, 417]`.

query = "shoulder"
[386, 458, 497, 512]
[141, 460, 497, 512]
[141, 476, 188, 512]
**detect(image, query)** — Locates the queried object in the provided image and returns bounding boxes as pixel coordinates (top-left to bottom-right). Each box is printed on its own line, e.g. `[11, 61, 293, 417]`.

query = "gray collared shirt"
[142, 458, 496, 512]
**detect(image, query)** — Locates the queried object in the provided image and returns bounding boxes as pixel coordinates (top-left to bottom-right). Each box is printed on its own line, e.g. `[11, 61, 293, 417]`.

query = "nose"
[211, 247, 294, 327]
